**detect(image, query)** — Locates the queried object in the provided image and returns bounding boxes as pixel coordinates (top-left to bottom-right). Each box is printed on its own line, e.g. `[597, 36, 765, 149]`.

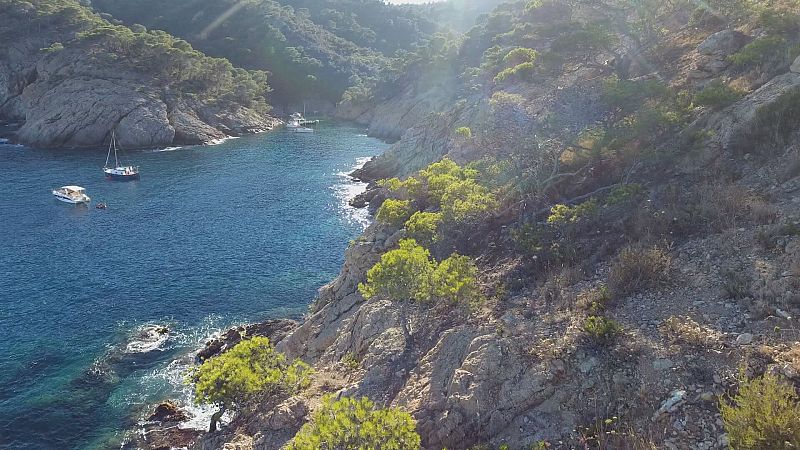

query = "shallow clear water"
[0, 123, 385, 449]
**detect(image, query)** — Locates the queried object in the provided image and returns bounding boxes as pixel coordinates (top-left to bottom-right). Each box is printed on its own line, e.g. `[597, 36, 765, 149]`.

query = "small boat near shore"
[53, 185, 91, 204]
[286, 108, 317, 133]
[104, 131, 140, 181]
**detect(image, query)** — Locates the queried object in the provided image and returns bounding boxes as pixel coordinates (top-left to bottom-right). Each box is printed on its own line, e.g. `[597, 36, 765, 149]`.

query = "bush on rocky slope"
[192, 337, 312, 430]
[358, 238, 482, 305]
[720, 372, 800, 449]
[287, 396, 420, 450]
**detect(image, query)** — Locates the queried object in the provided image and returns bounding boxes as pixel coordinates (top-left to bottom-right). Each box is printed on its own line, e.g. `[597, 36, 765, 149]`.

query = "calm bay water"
[0, 123, 386, 449]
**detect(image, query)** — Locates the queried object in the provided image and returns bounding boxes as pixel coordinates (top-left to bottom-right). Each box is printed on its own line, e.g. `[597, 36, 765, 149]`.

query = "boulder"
[697, 30, 750, 56]
[148, 401, 190, 423]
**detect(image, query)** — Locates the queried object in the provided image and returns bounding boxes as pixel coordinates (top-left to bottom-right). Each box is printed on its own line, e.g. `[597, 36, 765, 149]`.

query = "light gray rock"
[791, 55, 800, 73]
[736, 333, 754, 345]
[697, 30, 750, 56]
[653, 358, 674, 371]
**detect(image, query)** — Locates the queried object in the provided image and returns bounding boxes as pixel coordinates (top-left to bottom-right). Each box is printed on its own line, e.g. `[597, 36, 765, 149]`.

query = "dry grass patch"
[659, 316, 720, 347]
[696, 184, 777, 232]
[608, 244, 671, 297]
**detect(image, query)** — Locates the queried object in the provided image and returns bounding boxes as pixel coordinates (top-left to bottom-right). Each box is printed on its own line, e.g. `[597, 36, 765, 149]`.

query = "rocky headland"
[0, 0, 281, 149]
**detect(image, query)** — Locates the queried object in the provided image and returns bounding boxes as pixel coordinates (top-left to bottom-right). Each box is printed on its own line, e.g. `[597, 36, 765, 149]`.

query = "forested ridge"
[88, 0, 483, 107]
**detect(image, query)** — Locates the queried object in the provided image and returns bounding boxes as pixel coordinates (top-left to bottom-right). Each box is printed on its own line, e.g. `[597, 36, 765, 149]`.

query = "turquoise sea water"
[0, 123, 386, 449]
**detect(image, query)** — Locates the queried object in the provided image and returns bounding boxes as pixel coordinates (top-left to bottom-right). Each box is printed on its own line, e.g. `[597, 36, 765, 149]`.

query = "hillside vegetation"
[171, 0, 800, 448]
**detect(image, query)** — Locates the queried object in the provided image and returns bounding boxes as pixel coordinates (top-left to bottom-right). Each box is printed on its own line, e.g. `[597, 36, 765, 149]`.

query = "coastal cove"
[0, 123, 387, 449]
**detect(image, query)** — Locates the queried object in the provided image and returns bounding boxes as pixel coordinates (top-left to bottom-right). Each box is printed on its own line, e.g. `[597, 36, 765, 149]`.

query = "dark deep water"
[0, 123, 386, 449]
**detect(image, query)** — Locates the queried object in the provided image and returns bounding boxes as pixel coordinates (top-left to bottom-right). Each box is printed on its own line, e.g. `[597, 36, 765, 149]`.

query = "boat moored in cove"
[52, 186, 91, 204]
[104, 131, 139, 181]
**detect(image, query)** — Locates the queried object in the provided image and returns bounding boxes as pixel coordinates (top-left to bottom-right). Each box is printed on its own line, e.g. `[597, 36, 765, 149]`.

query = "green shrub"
[193, 337, 311, 408]
[419, 158, 478, 204]
[378, 177, 424, 199]
[359, 239, 435, 302]
[606, 184, 645, 205]
[455, 126, 473, 139]
[40, 42, 64, 53]
[584, 316, 621, 343]
[376, 199, 415, 227]
[608, 245, 671, 297]
[503, 47, 538, 66]
[759, 8, 800, 35]
[341, 352, 360, 370]
[722, 269, 751, 300]
[405, 211, 443, 246]
[720, 372, 800, 449]
[602, 76, 670, 113]
[288, 396, 421, 450]
[744, 88, 800, 152]
[192, 337, 312, 430]
[547, 199, 598, 224]
[729, 36, 789, 68]
[494, 62, 535, 83]
[431, 254, 482, 304]
[551, 22, 618, 55]
[694, 80, 742, 109]
[440, 179, 497, 224]
[359, 239, 482, 304]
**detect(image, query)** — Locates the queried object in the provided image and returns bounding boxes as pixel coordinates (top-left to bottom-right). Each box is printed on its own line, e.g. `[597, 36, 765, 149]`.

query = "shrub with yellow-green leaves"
[358, 239, 482, 304]
[378, 176, 423, 199]
[405, 211, 443, 247]
[193, 337, 311, 408]
[440, 178, 498, 224]
[376, 199, 415, 227]
[547, 199, 598, 225]
[431, 254, 481, 304]
[358, 239, 435, 303]
[377, 159, 497, 241]
[192, 336, 312, 430]
[720, 372, 800, 449]
[287, 396, 421, 450]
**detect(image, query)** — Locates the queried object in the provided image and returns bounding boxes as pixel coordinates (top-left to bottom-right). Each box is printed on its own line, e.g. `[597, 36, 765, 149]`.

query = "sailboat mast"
[105, 132, 113, 168]
[113, 132, 119, 167]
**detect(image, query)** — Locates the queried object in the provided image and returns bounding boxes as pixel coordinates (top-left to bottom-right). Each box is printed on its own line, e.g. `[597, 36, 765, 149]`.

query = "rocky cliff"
[0, 0, 281, 149]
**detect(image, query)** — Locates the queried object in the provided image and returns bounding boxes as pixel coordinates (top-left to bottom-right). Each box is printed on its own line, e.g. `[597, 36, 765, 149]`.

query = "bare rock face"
[791, 55, 800, 73]
[707, 72, 800, 153]
[696, 29, 750, 57]
[1, 31, 279, 149]
[691, 29, 751, 79]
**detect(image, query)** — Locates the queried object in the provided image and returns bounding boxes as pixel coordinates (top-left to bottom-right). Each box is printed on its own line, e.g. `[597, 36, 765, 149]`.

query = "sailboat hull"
[105, 172, 140, 181]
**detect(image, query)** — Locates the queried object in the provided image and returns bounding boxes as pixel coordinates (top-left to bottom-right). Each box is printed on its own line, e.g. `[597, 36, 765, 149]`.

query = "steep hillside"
[159, 0, 800, 448]
[89, 0, 432, 109]
[89, 0, 501, 110]
[0, 0, 279, 149]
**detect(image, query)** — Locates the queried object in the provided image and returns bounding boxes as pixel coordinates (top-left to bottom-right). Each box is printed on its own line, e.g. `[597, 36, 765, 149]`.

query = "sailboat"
[103, 131, 139, 181]
[288, 104, 315, 133]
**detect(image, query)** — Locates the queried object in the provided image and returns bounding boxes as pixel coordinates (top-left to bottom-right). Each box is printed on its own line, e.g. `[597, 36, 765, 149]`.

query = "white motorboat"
[53, 186, 91, 204]
[293, 126, 314, 133]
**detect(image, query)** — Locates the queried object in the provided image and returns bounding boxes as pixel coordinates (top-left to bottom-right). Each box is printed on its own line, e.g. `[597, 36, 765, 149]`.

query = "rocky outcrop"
[705, 72, 800, 153]
[0, 12, 280, 149]
[197, 319, 298, 362]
